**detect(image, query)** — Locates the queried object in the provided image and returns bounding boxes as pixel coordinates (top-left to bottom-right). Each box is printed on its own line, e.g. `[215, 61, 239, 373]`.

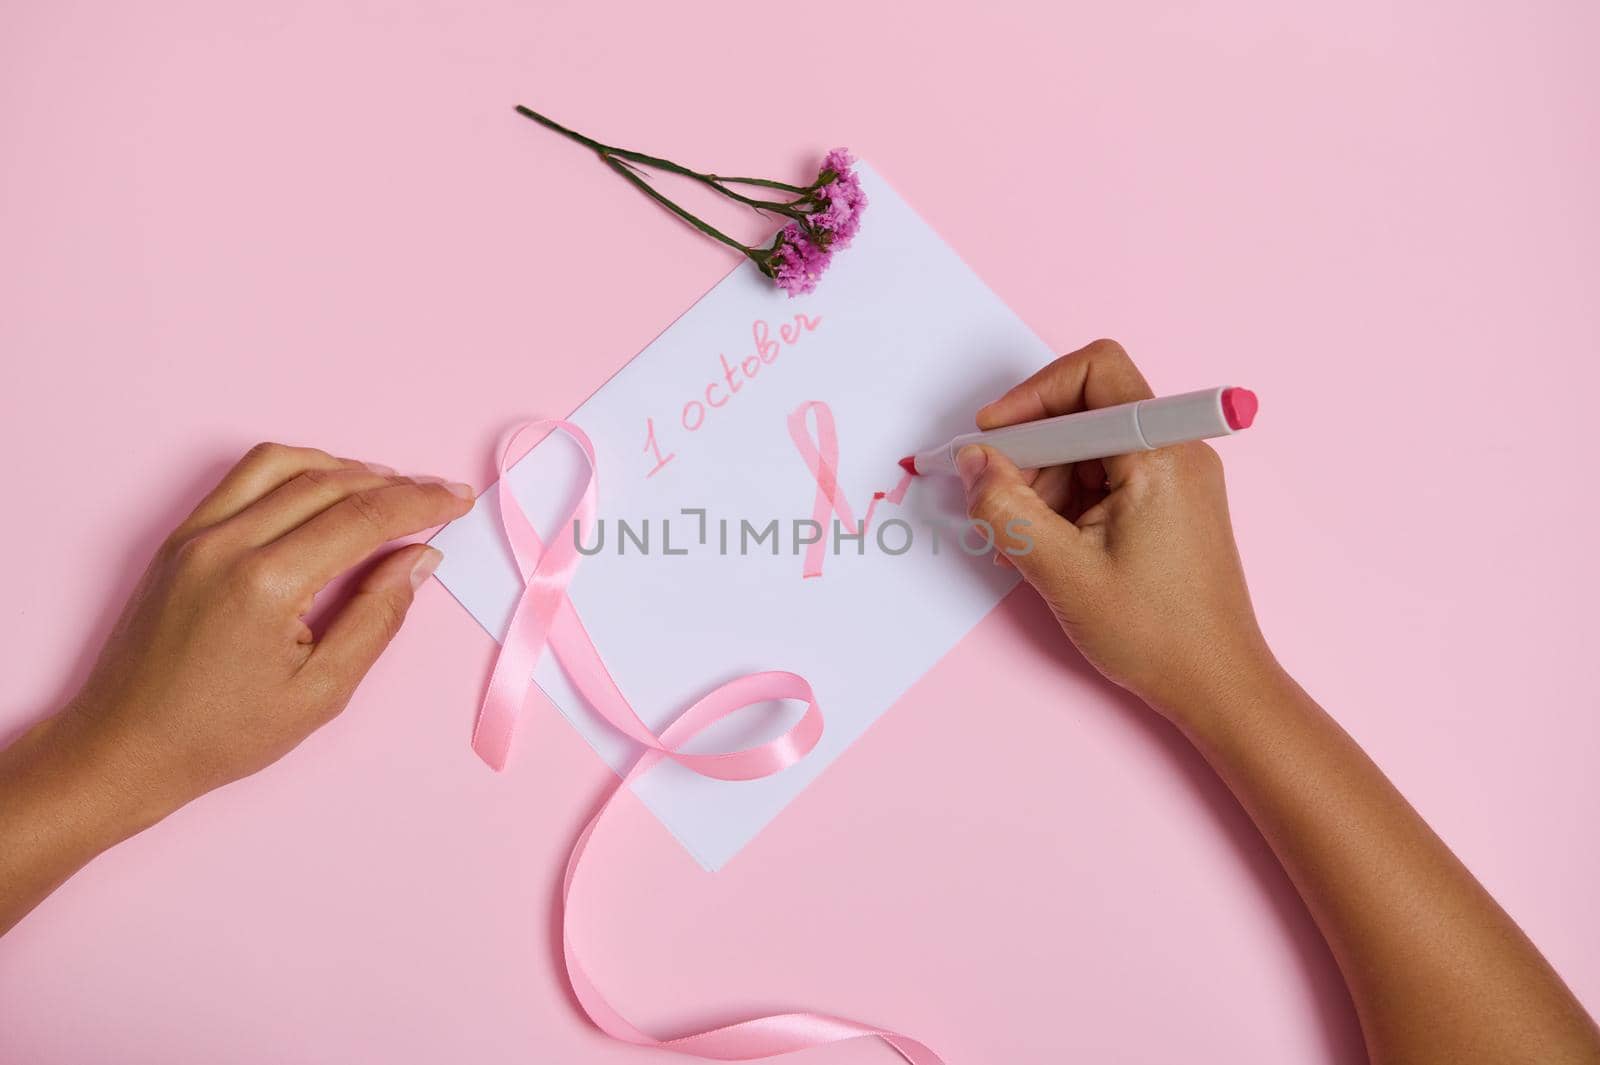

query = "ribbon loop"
[471, 420, 944, 1064]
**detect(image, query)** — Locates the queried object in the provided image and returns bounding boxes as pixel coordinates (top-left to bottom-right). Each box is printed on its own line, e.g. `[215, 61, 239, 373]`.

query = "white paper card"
[431, 163, 1053, 870]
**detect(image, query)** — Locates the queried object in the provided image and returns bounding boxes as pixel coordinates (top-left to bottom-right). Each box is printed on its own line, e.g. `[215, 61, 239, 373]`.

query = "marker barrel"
[913, 386, 1245, 476]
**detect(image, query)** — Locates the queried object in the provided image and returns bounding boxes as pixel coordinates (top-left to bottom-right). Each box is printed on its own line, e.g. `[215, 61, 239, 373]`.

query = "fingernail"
[365, 462, 397, 476]
[410, 547, 443, 589]
[414, 475, 474, 499]
[956, 446, 988, 489]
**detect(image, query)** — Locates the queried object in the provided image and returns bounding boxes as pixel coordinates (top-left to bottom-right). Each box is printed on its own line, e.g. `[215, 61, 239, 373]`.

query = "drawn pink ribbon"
[788, 401, 914, 579]
[471, 419, 944, 1065]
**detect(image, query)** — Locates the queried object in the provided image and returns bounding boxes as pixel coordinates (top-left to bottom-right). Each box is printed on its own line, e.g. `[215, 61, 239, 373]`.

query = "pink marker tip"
[1221, 387, 1259, 430]
[898, 455, 918, 475]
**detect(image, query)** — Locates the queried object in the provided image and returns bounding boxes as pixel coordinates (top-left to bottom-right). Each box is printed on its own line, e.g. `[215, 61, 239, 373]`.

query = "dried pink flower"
[760, 148, 867, 296]
[769, 223, 834, 297]
[807, 148, 867, 251]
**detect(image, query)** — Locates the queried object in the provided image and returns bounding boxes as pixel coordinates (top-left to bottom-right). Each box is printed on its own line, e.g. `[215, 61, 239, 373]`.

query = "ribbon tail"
[561, 755, 946, 1065]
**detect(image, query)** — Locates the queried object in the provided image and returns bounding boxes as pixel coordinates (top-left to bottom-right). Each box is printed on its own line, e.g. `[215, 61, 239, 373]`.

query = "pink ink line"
[788, 401, 916, 579]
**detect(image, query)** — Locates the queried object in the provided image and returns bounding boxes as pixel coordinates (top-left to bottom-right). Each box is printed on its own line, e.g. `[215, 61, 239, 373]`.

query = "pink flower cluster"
[767, 148, 868, 297]
[814, 148, 867, 249]
[769, 228, 830, 297]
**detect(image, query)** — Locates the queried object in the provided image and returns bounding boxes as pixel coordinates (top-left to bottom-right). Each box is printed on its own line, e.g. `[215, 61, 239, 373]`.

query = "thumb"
[304, 543, 441, 703]
[957, 445, 1084, 582]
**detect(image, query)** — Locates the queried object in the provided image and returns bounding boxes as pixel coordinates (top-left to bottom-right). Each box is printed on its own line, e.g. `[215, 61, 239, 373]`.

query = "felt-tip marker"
[900, 386, 1258, 477]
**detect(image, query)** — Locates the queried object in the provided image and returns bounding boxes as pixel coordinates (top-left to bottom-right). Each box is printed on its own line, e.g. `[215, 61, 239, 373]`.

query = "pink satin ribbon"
[472, 419, 944, 1064]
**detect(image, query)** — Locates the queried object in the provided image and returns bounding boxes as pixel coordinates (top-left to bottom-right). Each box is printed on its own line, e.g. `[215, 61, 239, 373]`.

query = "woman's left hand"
[0, 442, 473, 933]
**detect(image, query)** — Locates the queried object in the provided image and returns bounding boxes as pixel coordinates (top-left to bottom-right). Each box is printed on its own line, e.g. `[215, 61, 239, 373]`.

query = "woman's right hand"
[964, 343, 1600, 1065]
[959, 339, 1278, 722]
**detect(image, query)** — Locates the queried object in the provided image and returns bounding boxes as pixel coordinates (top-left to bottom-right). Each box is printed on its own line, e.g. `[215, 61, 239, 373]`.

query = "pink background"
[2, 1, 1597, 1061]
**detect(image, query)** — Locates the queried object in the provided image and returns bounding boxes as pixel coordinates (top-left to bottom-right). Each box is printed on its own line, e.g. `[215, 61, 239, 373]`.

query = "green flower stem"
[514, 105, 610, 154]
[601, 155, 758, 259]
[706, 185, 819, 223]
[513, 105, 816, 213]
[706, 175, 814, 194]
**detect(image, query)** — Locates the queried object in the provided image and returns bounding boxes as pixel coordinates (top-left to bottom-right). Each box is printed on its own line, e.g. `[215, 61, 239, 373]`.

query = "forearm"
[1168, 658, 1599, 1065]
[0, 709, 172, 935]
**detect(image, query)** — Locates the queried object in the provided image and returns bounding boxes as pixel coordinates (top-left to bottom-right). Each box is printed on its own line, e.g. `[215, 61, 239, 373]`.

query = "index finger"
[975, 339, 1156, 485]
[976, 339, 1155, 430]
[176, 442, 368, 537]
[262, 479, 474, 593]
